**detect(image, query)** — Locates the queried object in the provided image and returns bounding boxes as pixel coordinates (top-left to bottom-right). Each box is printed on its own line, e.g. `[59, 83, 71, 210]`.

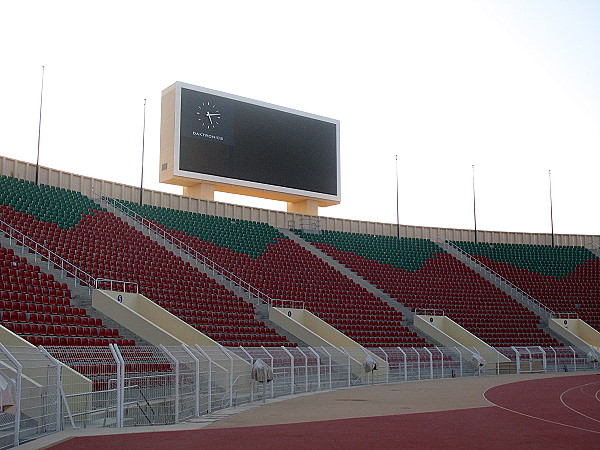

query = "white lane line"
[483, 384, 600, 435]
[559, 381, 600, 424]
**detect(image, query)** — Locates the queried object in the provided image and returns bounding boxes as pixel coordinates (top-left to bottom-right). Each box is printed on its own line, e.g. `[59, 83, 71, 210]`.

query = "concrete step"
[98, 198, 298, 345]
[254, 303, 307, 347]
[280, 229, 414, 324]
[438, 240, 554, 322]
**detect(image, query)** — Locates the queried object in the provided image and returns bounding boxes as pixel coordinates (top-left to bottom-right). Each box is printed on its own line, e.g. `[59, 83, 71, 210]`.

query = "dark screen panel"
[178, 87, 338, 197]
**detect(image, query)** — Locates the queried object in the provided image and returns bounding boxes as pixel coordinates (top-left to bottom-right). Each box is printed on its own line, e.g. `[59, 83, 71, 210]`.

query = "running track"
[45, 374, 600, 449]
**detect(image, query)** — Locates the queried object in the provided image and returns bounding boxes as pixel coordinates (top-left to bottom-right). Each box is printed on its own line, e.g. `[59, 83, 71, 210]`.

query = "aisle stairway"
[450, 241, 600, 330]
[294, 229, 562, 348]
[110, 201, 428, 347]
[0, 176, 289, 347]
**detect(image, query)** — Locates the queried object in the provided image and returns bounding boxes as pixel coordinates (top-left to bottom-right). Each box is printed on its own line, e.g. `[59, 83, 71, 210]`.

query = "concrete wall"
[415, 314, 510, 364]
[549, 318, 600, 353]
[270, 307, 387, 382]
[2, 154, 598, 246]
[92, 290, 219, 347]
[0, 326, 92, 415]
[91, 290, 251, 388]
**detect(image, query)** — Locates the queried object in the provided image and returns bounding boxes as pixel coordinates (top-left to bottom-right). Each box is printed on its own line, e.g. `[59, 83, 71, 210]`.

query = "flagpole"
[139, 99, 147, 205]
[549, 169, 555, 247]
[472, 164, 477, 244]
[35, 66, 45, 185]
[395, 154, 400, 239]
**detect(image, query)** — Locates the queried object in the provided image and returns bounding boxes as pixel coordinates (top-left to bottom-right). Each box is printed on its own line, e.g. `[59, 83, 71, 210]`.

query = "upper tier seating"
[122, 203, 428, 347]
[0, 176, 287, 347]
[451, 241, 600, 330]
[295, 230, 563, 347]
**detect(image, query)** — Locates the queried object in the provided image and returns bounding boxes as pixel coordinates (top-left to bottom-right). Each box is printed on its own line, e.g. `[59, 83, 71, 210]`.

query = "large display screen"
[173, 82, 340, 201]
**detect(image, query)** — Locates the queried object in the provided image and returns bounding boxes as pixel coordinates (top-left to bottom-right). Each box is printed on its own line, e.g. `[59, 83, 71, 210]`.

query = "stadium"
[2, 2, 600, 448]
[0, 82, 598, 447]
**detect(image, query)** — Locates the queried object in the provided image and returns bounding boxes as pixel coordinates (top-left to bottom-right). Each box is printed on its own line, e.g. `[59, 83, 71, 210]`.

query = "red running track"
[49, 374, 600, 450]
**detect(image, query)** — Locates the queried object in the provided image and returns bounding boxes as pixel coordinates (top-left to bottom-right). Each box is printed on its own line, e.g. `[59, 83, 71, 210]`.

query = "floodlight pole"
[395, 154, 400, 239]
[549, 169, 555, 247]
[472, 164, 478, 244]
[35, 65, 45, 185]
[139, 98, 147, 206]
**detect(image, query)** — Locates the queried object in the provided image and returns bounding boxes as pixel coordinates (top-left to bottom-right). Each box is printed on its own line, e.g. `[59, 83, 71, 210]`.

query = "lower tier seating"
[0, 243, 133, 346]
[0, 204, 289, 347]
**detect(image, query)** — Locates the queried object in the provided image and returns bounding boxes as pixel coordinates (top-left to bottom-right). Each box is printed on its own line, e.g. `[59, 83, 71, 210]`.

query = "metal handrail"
[414, 308, 445, 316]
[0, 215, 137, 293]
[444, 240, 574, 320]
[92, 188, 283, 308]
[553, 311, 579, 320]
[94, 278, 139, 293]
[269, 299, 306, 309]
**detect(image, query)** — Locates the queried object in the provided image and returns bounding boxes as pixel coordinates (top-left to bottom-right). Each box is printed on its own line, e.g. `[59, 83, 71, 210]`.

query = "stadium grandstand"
[0, 155, 599, 448]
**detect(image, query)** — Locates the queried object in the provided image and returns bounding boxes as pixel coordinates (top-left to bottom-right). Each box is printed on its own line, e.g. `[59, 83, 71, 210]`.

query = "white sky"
[1, 0, 599, 236]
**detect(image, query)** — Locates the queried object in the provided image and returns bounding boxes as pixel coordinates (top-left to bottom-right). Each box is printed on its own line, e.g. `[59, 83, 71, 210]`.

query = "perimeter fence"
[0, 343, 597, 448]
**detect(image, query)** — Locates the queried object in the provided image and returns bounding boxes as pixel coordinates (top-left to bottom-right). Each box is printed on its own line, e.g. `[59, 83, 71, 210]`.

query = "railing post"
[281, 346, 295, 395]
[0, 343, 22, 447]
[321, 347, 333, 389]
[511, 346, 520, 374]
[424, 347, 433, 379]
[338, 348, 351, 387]
[307, 347, 321, 391]
[412, 348, 421, 380]
[537, 346, 547, 372]
[109, 343, 124, 428]
[181, 344, 200, 417]
[238, 347, 255, 402]
[397, 347, 407, 381]
[435, 346, 444, 379]
[37, 346, 66, 431]
[261, 346, 275, 398]
[296, 347, 309, 393]
[224, 347, 234, 406]
[194, 345, 213, 412]
[159, 345, 180, 423]
[379, 347, 389, 384]
[550, 346, 557, 372]
[455, 347, 463, 377]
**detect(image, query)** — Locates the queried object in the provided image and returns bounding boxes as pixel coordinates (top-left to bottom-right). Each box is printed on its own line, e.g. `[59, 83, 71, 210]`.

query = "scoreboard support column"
[287, 199, 318, 215]
[183, 183, 215, 201]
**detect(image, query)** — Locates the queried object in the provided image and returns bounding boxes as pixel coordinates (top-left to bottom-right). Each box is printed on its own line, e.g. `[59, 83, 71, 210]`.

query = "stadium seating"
[121, 202, 428, 347]
[295, 230, 563, 347]
[451, 241, 600, 330]
[0, 242, 132, 347]
[2, 175, 593, 349]
[0, 176, 287, 347]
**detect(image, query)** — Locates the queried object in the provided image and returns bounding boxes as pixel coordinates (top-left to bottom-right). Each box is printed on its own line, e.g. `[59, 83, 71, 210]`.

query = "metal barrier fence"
[0, 344, 597, 448]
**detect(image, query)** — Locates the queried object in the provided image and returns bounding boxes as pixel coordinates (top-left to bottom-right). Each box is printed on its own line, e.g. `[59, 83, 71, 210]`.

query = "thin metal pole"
[549, 169, 555, 247]
[472, 164, 477, 244]
[35, 65, 45, 185]
[139, 98, 147, 205]
[395, 154, 400, 239]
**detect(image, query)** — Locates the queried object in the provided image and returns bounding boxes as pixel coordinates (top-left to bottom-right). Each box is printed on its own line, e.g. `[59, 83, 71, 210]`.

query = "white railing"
[414, 308, 445, 316]
[0, 342, 595, 448]
[0, 216, 137, 294]
[92, 188, 283, 308]
[444, 240, 558, 319]
[553, 311, 579, 319]
[94, 279, 139, 294]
